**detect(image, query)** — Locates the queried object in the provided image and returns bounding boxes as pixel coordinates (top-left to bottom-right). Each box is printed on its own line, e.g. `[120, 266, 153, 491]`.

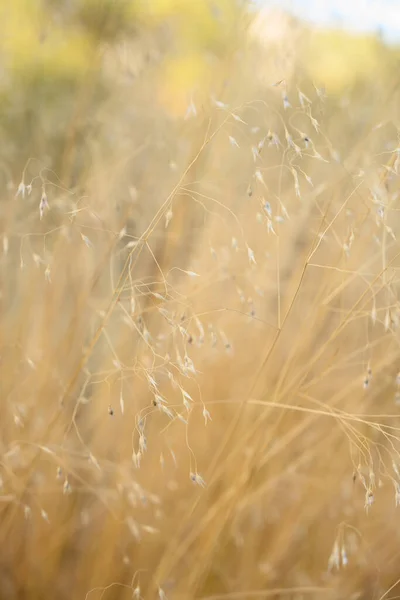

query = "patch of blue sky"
[252, 0, 400, 43]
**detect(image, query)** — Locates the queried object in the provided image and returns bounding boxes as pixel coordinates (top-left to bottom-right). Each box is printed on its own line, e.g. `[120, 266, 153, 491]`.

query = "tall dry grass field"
[0, 2, 400, 599]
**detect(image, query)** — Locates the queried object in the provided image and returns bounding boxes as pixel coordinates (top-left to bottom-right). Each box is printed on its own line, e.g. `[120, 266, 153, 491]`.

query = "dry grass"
[1, 3, 400, 599]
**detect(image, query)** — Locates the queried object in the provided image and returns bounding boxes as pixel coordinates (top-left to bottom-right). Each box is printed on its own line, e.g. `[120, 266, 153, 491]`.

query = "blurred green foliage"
[305, 28, 400, 93]
[0, 0, 244, 183]
[0, 0, 397, 187]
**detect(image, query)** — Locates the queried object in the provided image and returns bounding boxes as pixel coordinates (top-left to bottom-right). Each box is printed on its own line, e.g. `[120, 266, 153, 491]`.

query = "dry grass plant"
[0, 4, 400, 600]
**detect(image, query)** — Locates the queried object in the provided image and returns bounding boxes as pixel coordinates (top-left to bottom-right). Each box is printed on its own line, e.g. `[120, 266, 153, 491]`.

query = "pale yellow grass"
[0, 13, 400, 600]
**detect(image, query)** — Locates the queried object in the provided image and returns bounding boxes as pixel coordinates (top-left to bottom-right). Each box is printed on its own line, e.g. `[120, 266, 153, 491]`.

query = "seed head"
[39, 191, 49, 220]
[247, 246, 256, 265]
[203, 406, 212, 425]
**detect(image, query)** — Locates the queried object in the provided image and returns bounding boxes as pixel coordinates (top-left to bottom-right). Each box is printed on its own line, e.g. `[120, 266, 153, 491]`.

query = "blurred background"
[259, 0, 400, 44]
[0, 1, 400, 599]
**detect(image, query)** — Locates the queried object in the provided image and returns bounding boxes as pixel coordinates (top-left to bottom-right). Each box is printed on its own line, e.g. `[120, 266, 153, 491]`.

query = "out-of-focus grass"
[0, 2, 400, 599]
[305, 29, 400, 94]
